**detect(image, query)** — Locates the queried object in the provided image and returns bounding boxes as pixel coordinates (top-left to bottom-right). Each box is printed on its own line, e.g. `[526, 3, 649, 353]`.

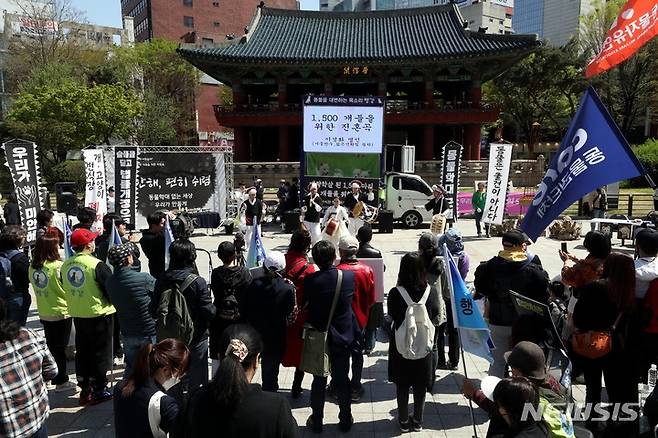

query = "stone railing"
[234, 156, 546, 189]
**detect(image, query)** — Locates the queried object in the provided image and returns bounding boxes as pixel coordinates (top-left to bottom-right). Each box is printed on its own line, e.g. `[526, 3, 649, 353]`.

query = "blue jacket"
[106, 266, 156, 337]
[303, 267, 355, 350]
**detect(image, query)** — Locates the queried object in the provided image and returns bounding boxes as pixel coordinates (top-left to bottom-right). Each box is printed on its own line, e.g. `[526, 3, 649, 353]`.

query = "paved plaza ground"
[38, 219, 609, 437]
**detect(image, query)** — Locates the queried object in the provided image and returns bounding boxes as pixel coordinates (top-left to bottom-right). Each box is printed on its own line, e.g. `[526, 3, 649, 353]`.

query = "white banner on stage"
[483, 143, 513, 225]
[83, 149, 107, 233]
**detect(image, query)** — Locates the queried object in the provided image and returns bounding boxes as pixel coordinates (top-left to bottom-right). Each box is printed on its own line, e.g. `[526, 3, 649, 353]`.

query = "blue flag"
[164, 215, 174, 270]
[521, 86, 646, 241]
[106, 220, 124, 271]
[443, 245, 494, 364]
[246, 225, 266, 268]
[62, 217, 73, 259]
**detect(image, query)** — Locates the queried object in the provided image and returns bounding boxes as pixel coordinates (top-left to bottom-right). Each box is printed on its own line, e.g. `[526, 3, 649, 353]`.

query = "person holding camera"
[139, 212, 166, 279]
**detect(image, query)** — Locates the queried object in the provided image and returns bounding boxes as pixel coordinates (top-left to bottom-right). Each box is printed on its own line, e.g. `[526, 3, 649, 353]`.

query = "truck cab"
[385, 172, 434, 228]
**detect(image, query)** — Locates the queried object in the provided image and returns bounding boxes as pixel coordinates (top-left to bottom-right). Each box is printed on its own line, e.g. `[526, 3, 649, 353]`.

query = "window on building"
[213, 21, 220, 27]
[213, 1, 219, 5]
[134, 18, 149, 36]
[183, 16, 194, 27]
[499, 20, 503, 24]
[202, 37, 213, 45]
[183, 0, 193, 5]
[489, 18, 493, 23]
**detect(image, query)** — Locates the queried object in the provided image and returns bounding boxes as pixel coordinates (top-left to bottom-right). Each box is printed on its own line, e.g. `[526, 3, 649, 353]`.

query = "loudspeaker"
[378, 210, 394, 234]
[54, 182, 76, 197]
[57, 193, 78, 216]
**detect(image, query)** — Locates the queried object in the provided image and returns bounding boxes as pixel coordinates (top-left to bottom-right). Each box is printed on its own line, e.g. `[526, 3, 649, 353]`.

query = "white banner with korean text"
[83, 149, 107, 233]
[483, 143, 513, 225]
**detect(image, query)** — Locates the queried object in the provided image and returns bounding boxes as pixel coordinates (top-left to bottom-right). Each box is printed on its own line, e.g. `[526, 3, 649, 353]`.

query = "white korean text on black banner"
[440, 141, 462, 220]
[2, 139, 45, 244]
[114, 146, 138, 226]
[301, 176, 379, 206]
[484, 143, 513, 225]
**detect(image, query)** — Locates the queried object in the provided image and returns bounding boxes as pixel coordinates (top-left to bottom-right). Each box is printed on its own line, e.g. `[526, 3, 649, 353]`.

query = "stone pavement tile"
[440, 413, 488, 435]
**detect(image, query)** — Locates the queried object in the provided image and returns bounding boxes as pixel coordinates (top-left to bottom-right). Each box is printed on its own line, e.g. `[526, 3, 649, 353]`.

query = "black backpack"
[156, 274, 197, 345]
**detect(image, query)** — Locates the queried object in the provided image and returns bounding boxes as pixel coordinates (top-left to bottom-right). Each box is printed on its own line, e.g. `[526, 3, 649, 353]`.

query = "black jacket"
[241, 274, 295, 355]
[114, 378, 179, 438]
[95, 233, 141, 271]
[474, 254, 549, 326]
[106, 267, 156, 337]
[303, 267, 355, 350]
[1, 249, 29, 296]
[183, 384, 298, 438]
[356, 242, 382, 259]
[140, 231, 165, 279]
[3, 202, 20, 225]
[425, 196, 450, 215]
[151, 268, 216, 344]
[343, 192, 367, 216]
[209, 265, 252, 357]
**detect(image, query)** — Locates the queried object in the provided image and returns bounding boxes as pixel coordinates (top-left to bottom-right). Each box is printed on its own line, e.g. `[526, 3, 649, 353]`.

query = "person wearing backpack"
[105, 243, 157, 378]
[572, 253, 638, 435]
[388, 252, 440, 433]
[151, 239, 215, 391]
[303, 240, 355, 434]
[474, 230, 550, 377]
[61, 228, 115, 405]
[209, 241, 252, 374]
[0, 226, 30, 325]
[240, 251, 295, 393]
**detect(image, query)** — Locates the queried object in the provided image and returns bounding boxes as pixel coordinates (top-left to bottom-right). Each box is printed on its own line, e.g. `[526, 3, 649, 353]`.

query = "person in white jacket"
[321, 197, 350, 253]
[635, 228, 658, 299]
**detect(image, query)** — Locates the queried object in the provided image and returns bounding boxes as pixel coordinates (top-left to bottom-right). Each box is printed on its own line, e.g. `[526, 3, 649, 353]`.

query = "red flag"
[585, 0, 658, 78]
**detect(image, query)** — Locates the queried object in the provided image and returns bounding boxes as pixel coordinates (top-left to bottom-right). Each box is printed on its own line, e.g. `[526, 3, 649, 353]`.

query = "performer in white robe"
[240, 187, 265, 250]
[302, 182, 323, 245]
[342, 181, 368, 235]
[321, 197, 350, 254]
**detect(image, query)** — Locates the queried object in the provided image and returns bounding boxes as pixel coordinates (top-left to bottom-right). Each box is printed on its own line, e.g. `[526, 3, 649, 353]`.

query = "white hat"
[263, 251, 286, 271]
[481, 375, 501, 402]
[338, 235, 359, 251]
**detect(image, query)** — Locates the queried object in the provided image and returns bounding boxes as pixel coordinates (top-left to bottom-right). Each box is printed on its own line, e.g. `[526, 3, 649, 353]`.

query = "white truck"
[384, 172, 436, 228]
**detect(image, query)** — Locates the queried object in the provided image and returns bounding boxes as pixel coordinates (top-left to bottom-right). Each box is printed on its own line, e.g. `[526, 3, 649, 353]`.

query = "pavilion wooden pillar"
[464, 125, 481, 160]
[278, 126, 290, 161]
[424, 78, 435, 108]
[377, 79, 387, 97]
[232, 80, 249, 162]
[278, 78, 287, 109]
[324, 80, 333, 96]
[422, 124, 434, 161]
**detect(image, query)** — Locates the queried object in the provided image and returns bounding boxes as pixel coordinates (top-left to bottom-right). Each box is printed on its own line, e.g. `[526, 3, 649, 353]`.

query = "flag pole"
[459, 334, 479, 438]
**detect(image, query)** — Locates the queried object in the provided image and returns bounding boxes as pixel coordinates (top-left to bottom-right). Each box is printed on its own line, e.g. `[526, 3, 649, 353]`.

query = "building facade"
[179, 5, 538, 162]
[120, 0, 298, 142]
[512, 0, 593, 46]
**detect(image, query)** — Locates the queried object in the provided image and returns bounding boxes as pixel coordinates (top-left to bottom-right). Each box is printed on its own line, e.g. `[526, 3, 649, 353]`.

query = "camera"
[170, 212, 195, 239]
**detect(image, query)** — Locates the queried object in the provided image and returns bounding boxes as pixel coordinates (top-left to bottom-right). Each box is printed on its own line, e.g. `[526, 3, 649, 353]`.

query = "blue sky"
[71, 0, 318, 28]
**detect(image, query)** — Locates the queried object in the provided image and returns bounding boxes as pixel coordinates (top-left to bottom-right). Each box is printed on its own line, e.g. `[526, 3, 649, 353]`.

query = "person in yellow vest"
[61, 228, 115, 406]
[29, 233, 76, 392]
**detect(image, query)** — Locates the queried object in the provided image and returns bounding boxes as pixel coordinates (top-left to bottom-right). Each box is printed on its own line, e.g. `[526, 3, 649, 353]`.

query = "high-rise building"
[512, 0, 593, 46]
[121, 0, 298, 142]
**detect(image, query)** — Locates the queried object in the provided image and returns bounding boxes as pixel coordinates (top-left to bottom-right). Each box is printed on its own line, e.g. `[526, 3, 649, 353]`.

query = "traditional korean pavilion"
[178, 4, 539, 162]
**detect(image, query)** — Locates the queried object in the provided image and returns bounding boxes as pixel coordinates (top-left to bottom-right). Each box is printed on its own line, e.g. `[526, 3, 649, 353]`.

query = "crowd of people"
[2, 196, 658, 438]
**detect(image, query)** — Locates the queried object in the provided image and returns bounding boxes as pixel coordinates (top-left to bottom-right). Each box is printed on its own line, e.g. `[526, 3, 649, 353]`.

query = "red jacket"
[337, 259, 376, 329]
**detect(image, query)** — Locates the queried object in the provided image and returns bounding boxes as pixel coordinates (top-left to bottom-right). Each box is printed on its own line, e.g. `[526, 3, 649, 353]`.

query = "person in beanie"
[336, 234, 375, 401]
[209, 241, 252, 373]
[240, 250, 295, 392]
[105, 243, 157, 377]
[474, 230, 549, 377]
[61, 228, 115, 405]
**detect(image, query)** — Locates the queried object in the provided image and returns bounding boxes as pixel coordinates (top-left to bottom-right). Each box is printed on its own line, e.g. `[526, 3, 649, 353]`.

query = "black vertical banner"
[114, 146, 138, 226]
[2, 139, 45, 244]
[440, 141, 463, 221]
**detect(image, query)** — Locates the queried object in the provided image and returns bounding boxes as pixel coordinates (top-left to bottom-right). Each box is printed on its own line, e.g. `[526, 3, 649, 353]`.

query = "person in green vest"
[29, 233, 76, 392]
[472, 182, 490, 238]
[61, 228, 115, 406]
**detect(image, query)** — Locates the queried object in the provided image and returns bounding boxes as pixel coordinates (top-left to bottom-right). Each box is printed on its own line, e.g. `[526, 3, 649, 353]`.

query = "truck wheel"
[401, 211, 422, 228]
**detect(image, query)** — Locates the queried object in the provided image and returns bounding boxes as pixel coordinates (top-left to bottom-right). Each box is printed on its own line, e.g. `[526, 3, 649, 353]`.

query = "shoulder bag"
[571, 312, 623, 360]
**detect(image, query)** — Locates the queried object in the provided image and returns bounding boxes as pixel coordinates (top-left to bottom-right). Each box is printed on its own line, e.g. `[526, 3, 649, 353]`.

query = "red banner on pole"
[585, 0, 658, 78]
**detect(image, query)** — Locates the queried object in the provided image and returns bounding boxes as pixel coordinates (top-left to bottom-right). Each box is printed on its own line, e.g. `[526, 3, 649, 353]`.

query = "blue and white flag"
[164, 215, 174, 270]
[106, 220, 123, 271]
[443, 244, 494, 363]
[62, 217, 73, 259]
[246, 225, 266, 268]
[521, 86, 646, 241]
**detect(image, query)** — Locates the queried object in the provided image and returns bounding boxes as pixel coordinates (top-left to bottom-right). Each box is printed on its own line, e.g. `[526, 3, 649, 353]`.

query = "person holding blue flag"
[95, 214, 141, 271]
[473, 230, 549, 377]
[521, 86, 649, 241]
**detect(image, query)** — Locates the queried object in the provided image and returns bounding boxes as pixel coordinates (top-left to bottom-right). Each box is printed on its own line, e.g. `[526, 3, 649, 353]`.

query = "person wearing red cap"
[61, 228, 115, 406]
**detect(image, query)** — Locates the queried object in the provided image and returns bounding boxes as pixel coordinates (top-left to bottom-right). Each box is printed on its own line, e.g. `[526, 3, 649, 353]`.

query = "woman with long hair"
[387, 252, 440, 432]
[493, 377, 548, 437]
[114, 339, 190, 438]
[572, 252, 638, 434]
[183, 324, 298, 437]
[29, 235, 73, 390]
[282, 228, 317, 398]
